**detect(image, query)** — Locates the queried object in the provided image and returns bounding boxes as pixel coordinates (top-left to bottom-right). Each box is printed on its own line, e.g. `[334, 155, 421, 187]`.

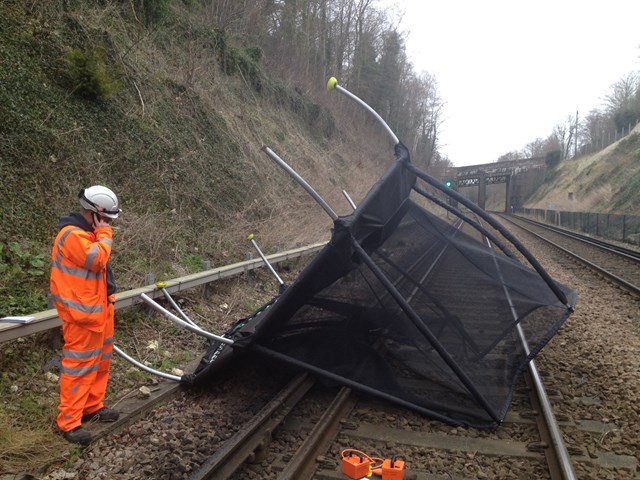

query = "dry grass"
[0, 264, 308, 476]
[525, 125, 640, 214]
[0, 412, 67, 474]
[0, 333, 71, 474]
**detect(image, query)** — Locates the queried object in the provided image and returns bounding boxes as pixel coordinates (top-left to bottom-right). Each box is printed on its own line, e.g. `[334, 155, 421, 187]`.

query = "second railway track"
[500, 214, 640, 294]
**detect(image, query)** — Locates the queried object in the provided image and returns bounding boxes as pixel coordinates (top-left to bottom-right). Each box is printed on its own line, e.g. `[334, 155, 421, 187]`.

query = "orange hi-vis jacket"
[51, 214, 114, 332]
[51, 212, 116, 432]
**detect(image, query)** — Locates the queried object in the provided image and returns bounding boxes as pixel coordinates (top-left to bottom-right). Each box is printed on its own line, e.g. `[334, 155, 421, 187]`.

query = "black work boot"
[63, 426, 92, 445]
[82, 407, 120, 423]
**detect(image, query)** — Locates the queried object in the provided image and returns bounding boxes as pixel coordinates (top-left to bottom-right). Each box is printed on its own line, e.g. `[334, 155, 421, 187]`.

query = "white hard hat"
[79, 185, 121, 219]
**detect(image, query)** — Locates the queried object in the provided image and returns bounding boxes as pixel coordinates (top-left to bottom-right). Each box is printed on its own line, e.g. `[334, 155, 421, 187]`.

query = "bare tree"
[496, 151, 523, 162]
[208, 0, 445, 164]
[604, 72, 639, 113]
[203, 0, 268, 34]
[551, 114, 578, 160]
[404, 73, 443, 168]
[523, 138, 545, 158]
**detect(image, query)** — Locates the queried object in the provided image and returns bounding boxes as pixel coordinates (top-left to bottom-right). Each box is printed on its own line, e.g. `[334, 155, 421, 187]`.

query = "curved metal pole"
[161, 287, 199, 328]
[327, 77, 399, 145]
[261, 146, 338, 221]
[342, 190, 357, 211]
[140, 293, 234, 345]
[406, 163, 571, 308]
[113, 345, 182, 382]
[247, 234, 285, 286]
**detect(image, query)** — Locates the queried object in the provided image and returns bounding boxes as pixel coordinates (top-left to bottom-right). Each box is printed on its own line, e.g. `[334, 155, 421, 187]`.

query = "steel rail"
[0, 242, 326, 344]
[278, 387, 357, 479]
[478, 215, 577, 480]
[188, 373, 315, 480]
[500, 215, 640, 295]
[511, 214, 640, 261]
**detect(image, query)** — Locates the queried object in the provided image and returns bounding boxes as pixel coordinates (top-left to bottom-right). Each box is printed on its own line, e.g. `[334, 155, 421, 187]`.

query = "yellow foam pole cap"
[327, 77, 338, 91]
[246, 233, 255, 241]
[155, 281, 167, 289]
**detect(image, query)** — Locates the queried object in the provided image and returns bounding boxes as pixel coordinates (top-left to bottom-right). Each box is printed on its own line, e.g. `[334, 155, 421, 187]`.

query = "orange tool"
[341, 452, 372, 479]
[381, 456, 405, 480]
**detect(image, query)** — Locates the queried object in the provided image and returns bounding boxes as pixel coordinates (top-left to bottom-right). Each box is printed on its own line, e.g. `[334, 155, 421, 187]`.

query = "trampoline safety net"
[193, 143, 576, 428]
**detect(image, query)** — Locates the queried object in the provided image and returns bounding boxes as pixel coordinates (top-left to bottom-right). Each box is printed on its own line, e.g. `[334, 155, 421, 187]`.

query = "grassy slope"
[0, 1, 391, 316]
[524, 126, 640, 215]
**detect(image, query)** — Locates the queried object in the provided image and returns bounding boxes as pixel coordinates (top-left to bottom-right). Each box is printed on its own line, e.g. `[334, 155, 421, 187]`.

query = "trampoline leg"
[140, 293, 234, 346]
[160, 287, 200, 328]
[113, 345, 182, 382]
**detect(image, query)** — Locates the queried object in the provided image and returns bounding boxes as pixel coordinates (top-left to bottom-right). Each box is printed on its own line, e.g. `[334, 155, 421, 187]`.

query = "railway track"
[500, 214, 640, 294]
[9, 213, 638, 480]
[183, 367, 569, 479]
[179, 213, 637, 480]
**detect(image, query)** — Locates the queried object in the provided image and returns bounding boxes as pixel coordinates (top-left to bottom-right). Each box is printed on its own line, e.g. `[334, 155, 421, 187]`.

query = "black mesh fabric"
[192, 144, 576, 428]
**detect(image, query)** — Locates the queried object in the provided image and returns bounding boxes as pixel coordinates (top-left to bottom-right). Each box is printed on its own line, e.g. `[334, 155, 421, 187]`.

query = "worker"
[50, 185, 122, 445]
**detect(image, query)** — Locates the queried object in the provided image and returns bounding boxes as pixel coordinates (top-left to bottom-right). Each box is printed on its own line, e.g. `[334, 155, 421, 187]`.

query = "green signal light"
[444, 180, 454, 188]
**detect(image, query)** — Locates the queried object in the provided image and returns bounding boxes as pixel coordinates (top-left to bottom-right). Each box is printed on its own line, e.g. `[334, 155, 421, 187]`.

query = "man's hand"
[92, 213, 112, 229]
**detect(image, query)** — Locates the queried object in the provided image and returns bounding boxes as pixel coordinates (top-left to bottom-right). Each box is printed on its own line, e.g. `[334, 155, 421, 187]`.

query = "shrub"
[141, 0, 171, 24]
[244, 46, 263, 63]
[0, 242, 47, 315]
[65, 47, 120, 100]
[545, 149, 562, 168]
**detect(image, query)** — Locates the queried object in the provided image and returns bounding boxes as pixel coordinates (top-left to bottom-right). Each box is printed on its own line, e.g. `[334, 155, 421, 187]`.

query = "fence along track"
[508, 214, 640, 260]
[0, 242, 326, 344]
[500, 214, 640, 295]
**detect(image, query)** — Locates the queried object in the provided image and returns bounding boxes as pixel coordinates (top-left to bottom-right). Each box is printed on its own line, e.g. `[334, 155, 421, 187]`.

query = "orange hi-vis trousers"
[57, 305, 114, 432]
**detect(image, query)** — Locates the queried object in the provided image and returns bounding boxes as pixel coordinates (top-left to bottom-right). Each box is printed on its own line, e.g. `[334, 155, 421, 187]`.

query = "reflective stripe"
[85, 245, 99, 270]
[101, 352, 113, 360]
[103, 336, 114, 345]
[63, 347, 103, 360]
[52, 294, 103, 314]
[99, 238, 113, 246]
[57, 227, 81, 252]
[54, 226, 104, 279]
[61, 364, 99, 377]
[54, 229, 102, 279]
[52, 260, 102, 281]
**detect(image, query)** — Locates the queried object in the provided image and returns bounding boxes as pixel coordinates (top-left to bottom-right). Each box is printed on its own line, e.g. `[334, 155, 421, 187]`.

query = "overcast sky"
[381, 0, 640, 166]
